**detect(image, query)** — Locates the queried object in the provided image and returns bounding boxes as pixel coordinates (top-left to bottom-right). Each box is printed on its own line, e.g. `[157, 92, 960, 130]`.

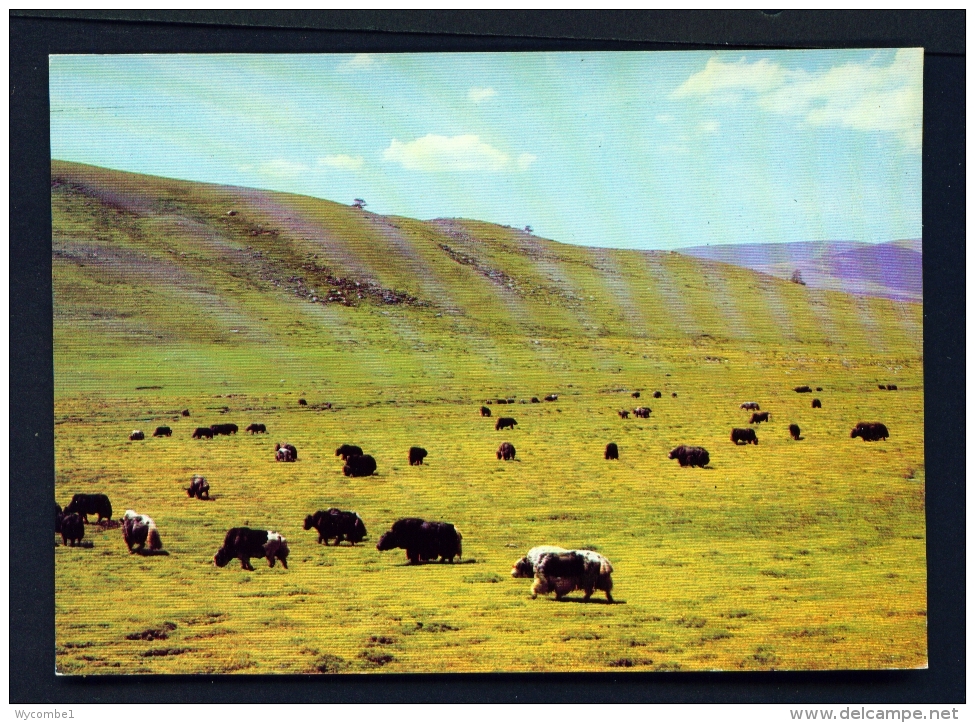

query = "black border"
[11, 10, 965, 703]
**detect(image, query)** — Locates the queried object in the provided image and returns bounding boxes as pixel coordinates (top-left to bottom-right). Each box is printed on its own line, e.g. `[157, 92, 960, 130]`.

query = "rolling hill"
[675, 240, 922, 303]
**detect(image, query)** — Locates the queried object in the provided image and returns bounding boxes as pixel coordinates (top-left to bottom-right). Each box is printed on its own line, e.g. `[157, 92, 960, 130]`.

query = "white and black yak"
[512, 547, 614, 603]
[275, 443, 298, 462]
[121, 510, 163, 553]
[129, 430, 145, 441]
[739, 402, 761, 411]
[632, 407, 651, 418]
[214, 527, 289, 571]
[185, 474, 210, 499]
[376, 518, 462, 564]
[304, 508, 367, 546]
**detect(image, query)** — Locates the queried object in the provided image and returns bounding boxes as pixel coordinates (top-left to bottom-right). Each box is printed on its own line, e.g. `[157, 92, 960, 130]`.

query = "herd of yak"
[55, 383, 894, 603]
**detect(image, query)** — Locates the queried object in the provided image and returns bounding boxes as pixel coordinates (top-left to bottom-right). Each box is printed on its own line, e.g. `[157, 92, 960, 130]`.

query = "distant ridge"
[675, 240, 922, 302]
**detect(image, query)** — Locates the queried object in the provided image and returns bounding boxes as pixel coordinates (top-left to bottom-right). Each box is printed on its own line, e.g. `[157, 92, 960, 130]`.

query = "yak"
[605, 442, 619, 460]
[214, 527, 289, 571]
[376, 518, 462, 564]
[64, 493, 113, 524]
[409, 446, 428, 466]
[343, 453, 377, 477]
[59, 512, 84, 547]
[129, 430, 145, 441]
[739, 402, 761, 411]
[794, 385, 813, 393]
[304, 508, 367, 546]
[851, 422, 890, 442]
[496, 442, 516, 461]
[121, 510, 163, 553]
[495, 417, 517, 431]
[529, 550, 614, 603]
[749, 411, 770, 424]
[192, 427, 214, 439]
[245, 423, 267, 434]
[812, 399, 822, 409]
[668, 445, 710, 468]
[335, 444, 363, 460]
[480, 406, 492, 417]
[210, 423, 238, 436]
[789, 424, 801, 441]
[186, 474, 210, 499]
[633, 407, 651, 418]
[731, 428, 758, 445]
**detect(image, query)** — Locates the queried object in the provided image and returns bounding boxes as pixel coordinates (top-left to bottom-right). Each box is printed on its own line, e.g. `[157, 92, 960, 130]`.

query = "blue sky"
[50, 50, 922, 250]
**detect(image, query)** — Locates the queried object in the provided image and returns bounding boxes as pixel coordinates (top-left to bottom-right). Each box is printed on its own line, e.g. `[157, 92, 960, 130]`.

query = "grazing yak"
[210, 423, 238, 436]
[668, 445, 710, 468]
[245, 423, 267, 434]
[192, 427, 214, 439]
[58, 512, 84, 547]
[214, 527, 289, 571]
[376, 518, 462, 564]
[121, 510, 163, 553]
[343, 454, 377, 477]
[185, 474, 210, 499]
[298, 398, 308, 406]
[731, 428, 758, 445]
[304, 508, 367, 546]
[653, 391, 662, 399]
[632, 407, 651, 418]
[181, 409, 190, 417]
[794, 385, 813, 393]
[524, 549, 615, 602]
[64, 493, 113, 524]
[816, 387, 823, 392]
[275, 443, 298, 462]
[408, 447, 428, 466]
[496, 442, 516, 461]
[496, 399, 508, 405]
[152, 426, 172, 437]
[631, 391, 641, 398]
[812, 398, 822, 409]
[851, 422, 890, 442]
[789, 424, 801, 441]
[480, 406, 492, 417]
[886, 384, 898, 391]
[672, 392, 678, 398]
[129, 430, 145, 441]
[335, 444, 363, 461]
[531, 397, 540, 403]
[495, 417, 518, 431]
[740, 402, 761, 411]
[544, 394, 558, 402]
[749, 411, 770, 424]
[605, 442, 619, 460]
[618, 410, 630, 419]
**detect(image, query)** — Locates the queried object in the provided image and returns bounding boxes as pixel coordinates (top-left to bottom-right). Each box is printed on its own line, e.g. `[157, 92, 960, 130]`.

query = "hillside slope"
[675, 240, 922, 303]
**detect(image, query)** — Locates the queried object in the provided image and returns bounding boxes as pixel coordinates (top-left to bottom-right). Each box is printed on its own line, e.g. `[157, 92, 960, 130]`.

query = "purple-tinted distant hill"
[675, 240, 922, 302]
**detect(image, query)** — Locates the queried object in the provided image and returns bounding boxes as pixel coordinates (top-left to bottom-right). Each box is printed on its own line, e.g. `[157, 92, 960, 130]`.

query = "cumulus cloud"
[468, 87, 497, 103]
[674, 49, 922, 148]
[318, 154, 364, 171]
[259, 159, 309, 177]
[338, 54, 376, 72]
[383, 134, 534, 173]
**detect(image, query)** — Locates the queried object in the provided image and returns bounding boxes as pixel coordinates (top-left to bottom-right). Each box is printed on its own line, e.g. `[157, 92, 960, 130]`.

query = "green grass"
[53, 161, 925, 673]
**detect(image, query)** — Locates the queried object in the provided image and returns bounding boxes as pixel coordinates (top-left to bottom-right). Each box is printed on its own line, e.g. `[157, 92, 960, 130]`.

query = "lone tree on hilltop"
[524, 225, 533, 234]
[352, 198, 367, 210]
[790, 269, 806, 285]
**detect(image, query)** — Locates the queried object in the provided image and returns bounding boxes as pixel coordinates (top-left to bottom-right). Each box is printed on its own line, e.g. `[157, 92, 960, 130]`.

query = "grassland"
[53, 160, 926, 674]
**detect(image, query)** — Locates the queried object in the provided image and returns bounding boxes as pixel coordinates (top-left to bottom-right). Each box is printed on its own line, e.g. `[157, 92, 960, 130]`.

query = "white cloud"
[468, 87, 497, 103]
[674, 49, 922, 148]
[383, 134, 533, 173]
[699, 120, 720, 134]
[259, 159, 309, 177]
[338, 54, 376, 72]
[318, 154, 364, 171]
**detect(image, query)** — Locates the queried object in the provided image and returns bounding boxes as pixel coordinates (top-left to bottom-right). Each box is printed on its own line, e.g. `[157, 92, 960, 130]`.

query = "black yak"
[851, 422, 890, 442]
[376, 518, 462, 564]
[181, 409, 190, 417]
[245, 423, 267, 434]
[480, 406, 492, 417]
[749, 411, 770, 424]
[59, 512, 84, 547]
[335, 444, 363, 460]
[812, 398, 822, 409]
[192, 427, 214, 439]
[343, 454, 377, 477]
[495, 417, 517, 431]
[304, 508, 367, 546]
[668, 445, 710, 468]
[531, 397, 540, 403]
[878, 385, 887, 390]
[731, 428, 758, 445]
[671, 392, 677, 398]
[64, 493, 113, 523]
[618, 410, 630, 419]
[789, 424, 801, 441]
[886, 384, 898, 391]
[129, 430, 145, 441]
[55, 503, 63, 533]
[185, 474, 210, 499]
[605, 442, 619, 460]
[298, 398, 307, 406]
[210, 423, 238, 436]
[631, 391, 641, 398]
[497, 442, 516, 460]
[794, 386, 813, 393]
[816, 387, 823, 392]
[152, 426, 172, 437]
[653, 391, 662, 399]
[408, 447, 428, 466]
[214, 527, 289, 571]
[121, 510, 162, 553]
